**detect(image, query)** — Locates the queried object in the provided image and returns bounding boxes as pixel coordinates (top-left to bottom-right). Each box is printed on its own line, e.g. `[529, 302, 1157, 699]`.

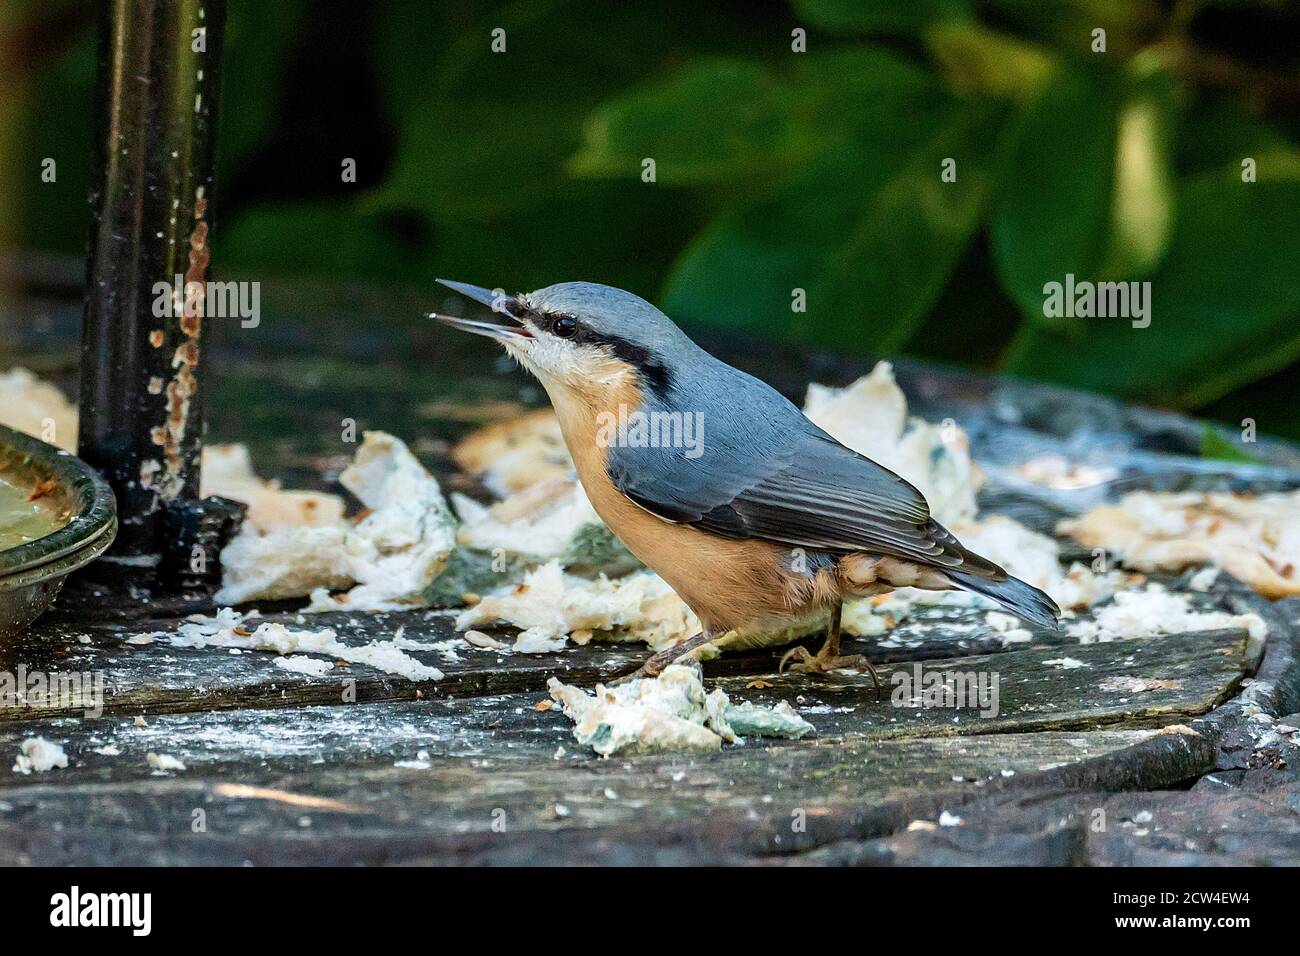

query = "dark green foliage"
[2, 0, 1297, 435]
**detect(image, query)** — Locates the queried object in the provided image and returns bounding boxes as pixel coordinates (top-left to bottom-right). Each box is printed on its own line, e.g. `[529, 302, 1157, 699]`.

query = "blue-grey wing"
[606, 421, 988, 571]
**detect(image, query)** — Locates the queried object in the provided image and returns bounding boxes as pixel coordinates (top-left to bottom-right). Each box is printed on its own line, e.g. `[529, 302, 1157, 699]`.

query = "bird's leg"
[778, 601, 881, 701]
[610, 631, 719, 686]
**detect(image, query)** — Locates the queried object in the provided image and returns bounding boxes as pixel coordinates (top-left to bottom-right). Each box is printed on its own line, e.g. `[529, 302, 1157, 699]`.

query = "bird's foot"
[778, 645, 882, 700]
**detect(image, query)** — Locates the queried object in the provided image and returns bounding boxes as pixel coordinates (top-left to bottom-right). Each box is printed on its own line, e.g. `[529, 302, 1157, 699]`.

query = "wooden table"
[1, 276, 1297, 865]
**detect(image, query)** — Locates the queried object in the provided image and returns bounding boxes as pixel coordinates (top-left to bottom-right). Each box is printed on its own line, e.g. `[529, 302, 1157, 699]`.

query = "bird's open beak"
[429, 278, 532, 341]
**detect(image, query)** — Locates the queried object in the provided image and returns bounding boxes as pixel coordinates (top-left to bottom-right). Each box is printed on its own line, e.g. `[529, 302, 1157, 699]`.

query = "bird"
[432, 279, 1061, 691]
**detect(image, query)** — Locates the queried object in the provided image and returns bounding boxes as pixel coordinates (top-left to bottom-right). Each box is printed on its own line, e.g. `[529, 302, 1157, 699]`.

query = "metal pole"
[78, 0, 241, 588]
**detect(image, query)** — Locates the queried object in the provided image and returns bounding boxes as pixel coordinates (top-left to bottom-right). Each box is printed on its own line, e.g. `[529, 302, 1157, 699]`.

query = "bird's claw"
[777, 645, 813, 674]
[778, 645, 882, 701]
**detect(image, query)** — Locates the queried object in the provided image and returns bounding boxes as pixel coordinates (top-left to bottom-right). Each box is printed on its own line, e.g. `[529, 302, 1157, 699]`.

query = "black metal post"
[78, 0, 241, 587]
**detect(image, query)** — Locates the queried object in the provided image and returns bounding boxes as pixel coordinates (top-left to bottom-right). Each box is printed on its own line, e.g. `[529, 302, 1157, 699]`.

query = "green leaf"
[664, 96, 1004, 353]
[792, 0, 970, 35]
[1199, 426, 1264, 465]
[370, 0, 790, 222]
[568, 48, 938, 188]
[660, 50, 947, 340]
[569, 59, 810, 185]
[992, 57, 1178, 322]
[990, 68, 1122, 320]
[662, 151, 880, 341]
[804, 107, 1004, 352]
[924, 21, 1057, 101]
[1003, 173, 1300, 407]
[791, 47, 938, 131]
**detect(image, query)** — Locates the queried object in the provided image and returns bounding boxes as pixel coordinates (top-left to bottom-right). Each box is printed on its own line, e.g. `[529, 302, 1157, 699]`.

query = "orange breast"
[543, 374, 826, 635]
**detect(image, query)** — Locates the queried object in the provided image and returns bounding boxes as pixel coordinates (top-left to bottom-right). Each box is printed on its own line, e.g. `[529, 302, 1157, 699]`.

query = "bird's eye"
[552, 315, 578, 338]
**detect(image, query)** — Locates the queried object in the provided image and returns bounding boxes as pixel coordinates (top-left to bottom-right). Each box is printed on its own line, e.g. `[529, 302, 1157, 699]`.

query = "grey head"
[432, 279, 702, 395]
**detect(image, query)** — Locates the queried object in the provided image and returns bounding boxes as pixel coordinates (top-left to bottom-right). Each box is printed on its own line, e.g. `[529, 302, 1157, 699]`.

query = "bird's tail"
[945, 567, 1062, 632]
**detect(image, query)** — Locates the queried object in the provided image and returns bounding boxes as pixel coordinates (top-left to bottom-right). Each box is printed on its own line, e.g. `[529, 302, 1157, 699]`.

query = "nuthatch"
[434, 280, 1060, 689]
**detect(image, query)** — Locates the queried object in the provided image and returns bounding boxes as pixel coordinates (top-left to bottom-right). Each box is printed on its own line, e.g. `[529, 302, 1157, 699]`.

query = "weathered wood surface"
[796, 765, 1300, 867]
[2, 599, 1248, 726]
[713, 629, 1249, 739]
[0, 724, 1211, 865]
[0, 628, 1247, 765]
[1, 274, 1298, 865]
[0, 603, 1258, 864]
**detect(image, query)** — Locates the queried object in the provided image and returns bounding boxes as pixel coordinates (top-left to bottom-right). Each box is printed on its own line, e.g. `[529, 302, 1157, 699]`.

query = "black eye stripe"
[512, 304, 578, 338]
[532, 308, 674, 395]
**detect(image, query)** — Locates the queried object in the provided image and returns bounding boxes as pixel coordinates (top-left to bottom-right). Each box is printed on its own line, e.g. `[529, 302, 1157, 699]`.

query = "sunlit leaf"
[1096, 54, 1177, 279]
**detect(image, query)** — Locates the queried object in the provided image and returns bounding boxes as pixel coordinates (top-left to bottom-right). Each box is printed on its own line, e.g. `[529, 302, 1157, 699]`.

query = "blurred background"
[1, 0, 1297, 440]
